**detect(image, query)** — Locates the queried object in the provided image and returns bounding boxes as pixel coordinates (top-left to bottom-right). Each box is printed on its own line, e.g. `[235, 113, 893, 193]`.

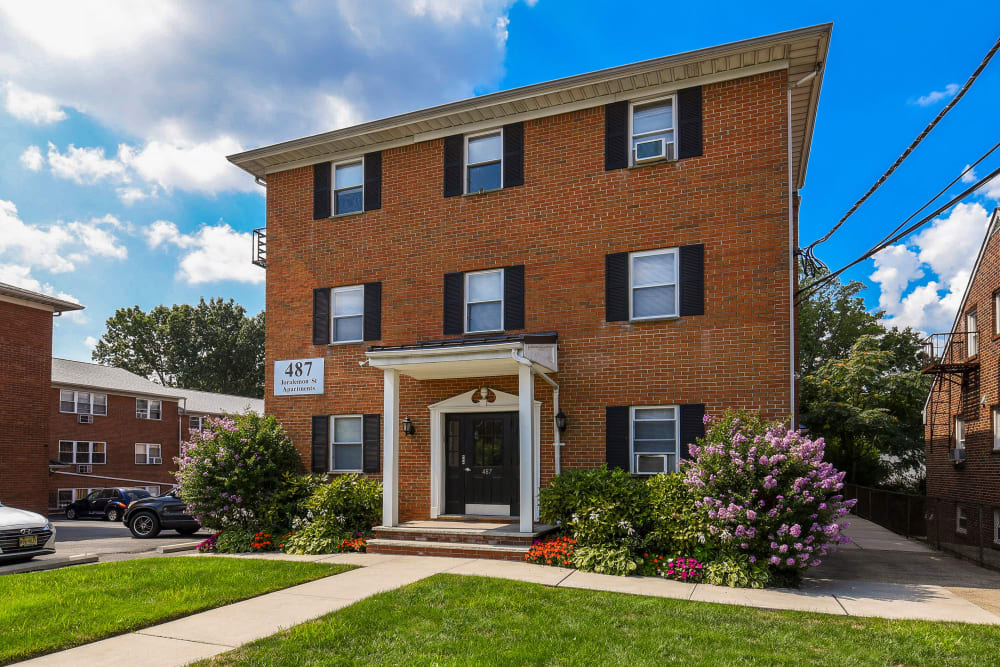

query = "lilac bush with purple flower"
[685, 410, 854, 575]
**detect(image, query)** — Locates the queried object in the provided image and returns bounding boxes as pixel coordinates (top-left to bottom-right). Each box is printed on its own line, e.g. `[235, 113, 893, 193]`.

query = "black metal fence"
[845, 484, 1000, 571]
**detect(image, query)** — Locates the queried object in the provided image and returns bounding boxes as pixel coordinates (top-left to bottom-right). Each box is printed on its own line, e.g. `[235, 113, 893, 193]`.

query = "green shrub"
[539, 466, 650, 534]
[703, 556, 771, 589]
[283, 474, 382, 555]
[572, 545, 638, 576]
[212, 529, 256, 554]
[645, 473, 713, 557]
[257, 473, 327, 531]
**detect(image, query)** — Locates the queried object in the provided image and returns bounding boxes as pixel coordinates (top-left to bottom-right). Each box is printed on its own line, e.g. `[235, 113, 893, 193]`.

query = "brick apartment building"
[0, 283, 84, 514]
[228, 25, 830, 540]
[50, 359, 263, 511]
[923, 207, 1000, 554]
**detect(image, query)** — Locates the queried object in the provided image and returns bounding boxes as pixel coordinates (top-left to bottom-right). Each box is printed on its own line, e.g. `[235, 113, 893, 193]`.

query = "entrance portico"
[366, 334, 557, 533]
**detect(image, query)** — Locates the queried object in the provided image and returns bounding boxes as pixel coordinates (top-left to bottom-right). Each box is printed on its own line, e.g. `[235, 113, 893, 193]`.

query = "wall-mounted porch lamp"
[401, 416, 416, 436]
[555, 409, 567, 433]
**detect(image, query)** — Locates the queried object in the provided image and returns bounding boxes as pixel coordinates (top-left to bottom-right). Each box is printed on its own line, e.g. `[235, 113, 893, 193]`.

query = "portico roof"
[366, 333, 557, 380]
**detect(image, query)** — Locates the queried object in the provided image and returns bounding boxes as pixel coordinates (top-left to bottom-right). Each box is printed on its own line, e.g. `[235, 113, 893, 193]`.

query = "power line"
[800, 34, 1000, 263]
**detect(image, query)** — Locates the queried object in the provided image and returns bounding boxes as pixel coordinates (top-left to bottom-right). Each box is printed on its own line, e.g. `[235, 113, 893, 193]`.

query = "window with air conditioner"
[60, 390, 108, 415]
[630, 97, 675, 164]
[136, 398, 162, 420]
[630, 406, 679, 474]
[135, 443, 162, 465]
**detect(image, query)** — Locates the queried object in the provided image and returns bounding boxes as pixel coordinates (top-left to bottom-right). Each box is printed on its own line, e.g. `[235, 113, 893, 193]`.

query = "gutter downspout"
[511, 351, 561, 475]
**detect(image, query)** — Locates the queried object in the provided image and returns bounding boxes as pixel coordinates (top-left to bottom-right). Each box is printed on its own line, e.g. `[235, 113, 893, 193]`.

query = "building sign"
[274, 358, 324, 396]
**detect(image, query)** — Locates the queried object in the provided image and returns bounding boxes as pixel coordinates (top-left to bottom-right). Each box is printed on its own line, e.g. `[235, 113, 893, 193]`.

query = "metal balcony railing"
[920, 332, 978, 372]
[252, 227, 266, 269]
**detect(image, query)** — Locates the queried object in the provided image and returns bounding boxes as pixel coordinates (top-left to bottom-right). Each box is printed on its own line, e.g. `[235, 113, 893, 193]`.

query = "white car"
[0, 502, 56, 563]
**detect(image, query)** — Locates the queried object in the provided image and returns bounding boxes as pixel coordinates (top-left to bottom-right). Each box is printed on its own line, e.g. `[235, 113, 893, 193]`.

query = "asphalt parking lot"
[0, 516, 209, 574]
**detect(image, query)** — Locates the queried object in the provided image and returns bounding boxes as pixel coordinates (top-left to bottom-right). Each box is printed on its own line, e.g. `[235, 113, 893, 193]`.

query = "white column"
[382, 368, 400, 527]
[518, 364, 535, 533]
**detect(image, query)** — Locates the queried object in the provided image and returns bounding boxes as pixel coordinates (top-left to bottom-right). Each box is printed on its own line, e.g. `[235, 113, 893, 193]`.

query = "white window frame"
[966, 309, 978, 357]
[464, 128, 503, 194]
[955, 417, 966, 451]
[330, 415, 364, 473]
[135, 443, 162, 465]
[993, 408, 1000, 452]
[994, 509, 1000, 546]
[330, 284, 365, 343]
[58, 440, 107, 465]
[59, 389, 108, 416]
[332, 157, 364, 216]
[956, 506, 968, 535]
[994, 291, 1000, 335]
[628, 94, 677, 166]
[629, 405, 680, 475]
[629, 247, 679, 321]
[136, 398, 162, 420]
[189, 415, 208, 431]
[464, 268, 504, 334]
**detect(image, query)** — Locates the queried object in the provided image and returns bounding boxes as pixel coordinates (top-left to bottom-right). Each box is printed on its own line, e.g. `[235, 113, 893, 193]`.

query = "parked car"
[123, 490, 200, 538]
[64, 488, 151, 522]
[0, 501, 56, 563]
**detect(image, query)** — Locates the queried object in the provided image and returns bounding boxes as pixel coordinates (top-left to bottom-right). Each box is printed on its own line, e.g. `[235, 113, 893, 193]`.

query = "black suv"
[123, 490, 201, 538]
[65, 488, 151, 522]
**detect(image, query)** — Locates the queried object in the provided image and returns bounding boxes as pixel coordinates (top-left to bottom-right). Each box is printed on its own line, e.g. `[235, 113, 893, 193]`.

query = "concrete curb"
[2, 553, 99, 575]
[158, 542, 202, 554]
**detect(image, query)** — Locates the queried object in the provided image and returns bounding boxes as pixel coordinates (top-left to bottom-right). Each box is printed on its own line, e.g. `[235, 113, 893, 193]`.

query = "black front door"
[445, 412, 519, 516]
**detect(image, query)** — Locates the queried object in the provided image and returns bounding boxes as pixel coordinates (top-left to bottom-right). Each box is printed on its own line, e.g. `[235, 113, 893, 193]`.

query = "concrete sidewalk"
[20, 544, 1000, 667]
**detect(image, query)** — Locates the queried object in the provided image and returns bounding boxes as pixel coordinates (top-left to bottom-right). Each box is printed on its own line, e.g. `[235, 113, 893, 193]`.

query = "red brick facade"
[263, 70, 796, 522]
[925, 212, 1000, 551]
[0, 301, 54, 514]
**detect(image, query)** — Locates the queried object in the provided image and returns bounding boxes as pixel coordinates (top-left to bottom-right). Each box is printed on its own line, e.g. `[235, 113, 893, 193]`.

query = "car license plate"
[18, 535, 37, 547]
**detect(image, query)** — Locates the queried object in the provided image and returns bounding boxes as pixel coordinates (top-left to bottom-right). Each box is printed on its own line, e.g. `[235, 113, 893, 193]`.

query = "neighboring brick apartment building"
[50, 359, 263, 510]
[0, 282, 84, 514]
[923, 207, 1000, 553]
[229, 25, 830, 534]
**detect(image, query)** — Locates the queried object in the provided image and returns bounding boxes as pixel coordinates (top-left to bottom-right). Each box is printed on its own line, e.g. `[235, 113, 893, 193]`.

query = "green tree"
[797, 271, 883, 377]
[93, 298, 264, 398]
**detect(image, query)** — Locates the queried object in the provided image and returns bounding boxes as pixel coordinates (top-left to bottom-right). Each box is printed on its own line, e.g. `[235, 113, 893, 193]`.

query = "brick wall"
[0, 301, 53, 514]
[49, 390, 180, 507]
[264, 71, 794, 521]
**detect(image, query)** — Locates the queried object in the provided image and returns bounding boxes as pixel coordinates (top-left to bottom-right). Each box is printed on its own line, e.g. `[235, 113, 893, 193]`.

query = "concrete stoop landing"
[367, 520, 556, 561]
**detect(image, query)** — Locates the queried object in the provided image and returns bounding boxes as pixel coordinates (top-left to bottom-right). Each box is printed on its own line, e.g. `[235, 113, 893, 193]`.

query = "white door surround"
[429, 388, 541, 526]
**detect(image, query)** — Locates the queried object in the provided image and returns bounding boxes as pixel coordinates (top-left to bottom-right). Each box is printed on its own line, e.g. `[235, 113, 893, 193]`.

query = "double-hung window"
[59, 441, 106, 465]
[189, 416, 208, 431]
[465, 130, 502, 193]
[136, 398, 162, 420]
[956, 506, 968, 534]
[330, 415, 363, 472]
[630, 248, 678, 320]
[465, 269, 503, 333]
[332, 285, 364, 343]
[135, 443, 162, 465]
[967, 309, 978, 356]
[60, 390, 108, 415]
[994, 291, 1000, 335]
[630, 97, 676, 163]
[333, 159, 364, 215]
[630, 406, 679, 474]
[955, 417, 966, 452]
[994, 408, 1000, 451]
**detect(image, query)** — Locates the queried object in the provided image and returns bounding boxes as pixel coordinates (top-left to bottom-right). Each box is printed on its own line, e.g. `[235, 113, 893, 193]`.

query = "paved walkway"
[19, 518, 1000, 667]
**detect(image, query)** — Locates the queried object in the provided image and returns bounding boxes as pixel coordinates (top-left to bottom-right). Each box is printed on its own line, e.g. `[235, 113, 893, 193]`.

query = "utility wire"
[800, 34, 1000, 266]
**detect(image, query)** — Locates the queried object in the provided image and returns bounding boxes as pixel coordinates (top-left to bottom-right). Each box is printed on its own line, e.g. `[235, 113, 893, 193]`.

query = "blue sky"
[1, 2, 998, 362]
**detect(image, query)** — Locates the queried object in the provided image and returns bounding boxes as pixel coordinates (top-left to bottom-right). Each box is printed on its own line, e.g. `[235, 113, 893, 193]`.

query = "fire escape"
[921, 331, 978, 464]
[251, 227, 266, 269]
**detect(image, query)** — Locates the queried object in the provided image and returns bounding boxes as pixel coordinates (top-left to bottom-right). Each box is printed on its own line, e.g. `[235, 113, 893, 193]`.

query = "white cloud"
[19, 144, 43, 171]
[145, 220, 263, 285]
[3, 81, 67, 124]
[913, 83, 960, 107]
[870, 202, 991, 333]
[119, 136, 253, 194]
[46, 142, 128, 184]
[84, 336, 98, 348]
[959, 165, 1000, 201]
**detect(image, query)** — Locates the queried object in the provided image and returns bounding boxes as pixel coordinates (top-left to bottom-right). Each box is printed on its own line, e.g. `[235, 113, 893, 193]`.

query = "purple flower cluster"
[686, 411, 855, 572]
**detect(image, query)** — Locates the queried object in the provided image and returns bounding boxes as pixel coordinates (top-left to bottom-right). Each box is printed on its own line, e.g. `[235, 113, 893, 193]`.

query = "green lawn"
[201, 573, 1000, 666]
[1, 557, 353, 665]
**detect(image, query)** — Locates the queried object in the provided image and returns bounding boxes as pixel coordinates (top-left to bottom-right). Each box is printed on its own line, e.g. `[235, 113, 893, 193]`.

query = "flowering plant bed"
[639, 555, 703, 582]
[525, 536, 576, 567]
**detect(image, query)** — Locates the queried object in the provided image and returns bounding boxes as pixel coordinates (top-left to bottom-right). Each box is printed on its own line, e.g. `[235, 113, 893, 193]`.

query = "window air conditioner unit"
[76, 464, 92, 473]
[951, 449, 966, 464]
[635, 454, 668, 474]
[149, 457, 161, 465]
[633, 138, 666, 162]
[78, 414, 93, 424]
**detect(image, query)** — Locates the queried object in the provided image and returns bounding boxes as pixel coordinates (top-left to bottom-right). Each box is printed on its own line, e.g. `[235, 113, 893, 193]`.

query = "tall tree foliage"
[93, 298, 264, 398]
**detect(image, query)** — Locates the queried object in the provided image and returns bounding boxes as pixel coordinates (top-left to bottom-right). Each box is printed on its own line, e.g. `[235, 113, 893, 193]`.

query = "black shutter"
[443, 135, 463, 197]
[679, 403, 706, 459]
[502, 122, 524, 188]
[679, 244, 705, 317]
[363, 151, 382, 211]
[363, 414, 380, 473]
[503, 265, 525, 330]
[313, 162, 331, 219]
[443, 272, 464, 335]
[604, 101, 629, 171]
[363, 282, 382, 341]
[605, 253, 629, 322]
[311, 416, 329, 473]
[312, 288, 330, 345]
[606, 406, 630, 471]
[677, 86, 703, 159]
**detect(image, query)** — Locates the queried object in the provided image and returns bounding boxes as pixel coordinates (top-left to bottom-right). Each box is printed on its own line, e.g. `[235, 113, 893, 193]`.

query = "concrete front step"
[366, 538, 530, 561]
[373, 527, 541, 547]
